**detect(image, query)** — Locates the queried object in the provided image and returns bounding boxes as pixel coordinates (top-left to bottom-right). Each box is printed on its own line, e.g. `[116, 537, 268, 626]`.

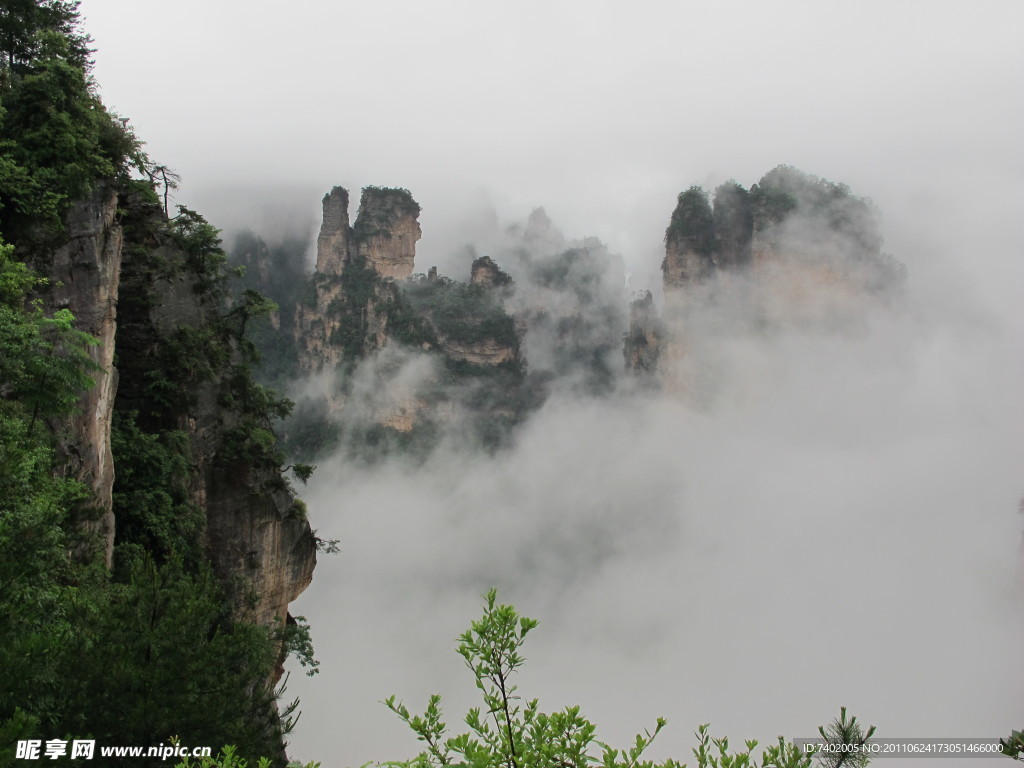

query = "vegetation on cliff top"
[0, 0, 141, 240]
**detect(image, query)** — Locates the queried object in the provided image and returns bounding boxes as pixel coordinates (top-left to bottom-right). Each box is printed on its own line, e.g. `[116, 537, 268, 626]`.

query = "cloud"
[280, 198, 1024, 766]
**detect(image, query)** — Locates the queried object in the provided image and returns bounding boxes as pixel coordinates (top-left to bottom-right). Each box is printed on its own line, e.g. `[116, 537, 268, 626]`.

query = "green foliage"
[49, 557, 289, 764]
[281, 615, 320, 676]
[750, 166, 882, 254]
[321, 256, 381, 359]
[0, 3, 140, 239]
[0, 1, 93, 73]
[381, 286, 437, 349]
[0, 13, 317, 766]
[281, 399, 341, 463]
[111, 410, 202, 575]
[168, 205, 232, 299]
[0, 445, 292, 766]
[230, 288, 279, 340]
[403, 276, 517, 347]
[0, 238, 97, 432]
[385, 590, 672, 768]
[711, 181, 753, 267]
[352, 186, 421, 241]
[217, 365, 295, 475]
[687, 725, 811, 768]
[173, 744, 321, 768]
[665, 187, 716, 255]
[1001, 730, 1024, 761]
[385, 592, 866, 768]
[814, 708, 875, 768]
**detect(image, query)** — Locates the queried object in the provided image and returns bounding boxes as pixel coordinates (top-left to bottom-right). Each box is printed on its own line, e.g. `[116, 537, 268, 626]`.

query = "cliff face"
[296, 187, 423, 372]
[638, 167, 905, 382]
[111, 190, 316, 634]
[39, 186, 123, 567]
[316, 187, 352, 275]
[470, 255, 512, 288]
[712, 181, 753, 269]
[314, 184, 422, 283]
[296, 186, 521, 375]
[663, 187, 717, 289]
[281, 186, 527, 452]
[623, 291, 661, 374]
[354, 187, 422, 280]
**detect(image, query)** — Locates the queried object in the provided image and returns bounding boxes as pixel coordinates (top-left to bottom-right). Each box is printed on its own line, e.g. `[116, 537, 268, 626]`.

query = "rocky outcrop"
[312, 185, 421, 282]
[663, 187, 717, 289]
[296, 187, 423, 372]
[316, 187, 352, 275]
[353, 187, 421, 280]
[42, 186, 123, 567]
[712, 181, 753, 269]
[661, 167, 902, 296]
[114, 189, 316, 639]
[439, 336, 518, 365]
[470, 255, 512, 288]
[623, 291, 662, 374]
[637, 167, 905, 379]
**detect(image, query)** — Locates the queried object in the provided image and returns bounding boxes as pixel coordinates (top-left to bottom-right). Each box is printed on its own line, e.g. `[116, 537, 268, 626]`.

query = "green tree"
[814, 708, 875, 768]
[0, 237, 97, 432]
[0, 0, 92, 74]
[174, 744, 320, 768]
[384, 590, 820, 768]
[54, 556, 291, 766]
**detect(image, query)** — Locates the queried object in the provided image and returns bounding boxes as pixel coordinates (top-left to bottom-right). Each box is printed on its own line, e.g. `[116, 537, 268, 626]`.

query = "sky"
[78, 1, 1024, 765]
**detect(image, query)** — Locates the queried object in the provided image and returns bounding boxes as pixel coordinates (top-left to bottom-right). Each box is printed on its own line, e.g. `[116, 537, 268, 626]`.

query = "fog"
[76, 1, 1023, 765]
[277, 197, 1023, 766]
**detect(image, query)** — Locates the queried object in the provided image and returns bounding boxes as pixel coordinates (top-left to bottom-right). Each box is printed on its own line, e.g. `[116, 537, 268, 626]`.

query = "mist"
[277, 188, 1023, 767]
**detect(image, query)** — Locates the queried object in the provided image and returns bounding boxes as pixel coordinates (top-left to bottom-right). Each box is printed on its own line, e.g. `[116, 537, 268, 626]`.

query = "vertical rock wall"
[623, 291, 662, 374]
[354, 187, 422, 280]
[44, 187, 123, 567]
[296, 186, 423, 372]
[316, 187, 352, 275]
[113, 189, 316, 649]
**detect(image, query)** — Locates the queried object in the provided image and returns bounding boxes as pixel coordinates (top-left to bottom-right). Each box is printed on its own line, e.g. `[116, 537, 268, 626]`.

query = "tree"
[0, 0, 92, 74]
[815, 708, 875, 768]
[144, 162, 181, 217]
[0, 18, 135, 237]
[53, 556, 291, 767]
[0, 238, 97, 433]
[384, 590, 823, 768]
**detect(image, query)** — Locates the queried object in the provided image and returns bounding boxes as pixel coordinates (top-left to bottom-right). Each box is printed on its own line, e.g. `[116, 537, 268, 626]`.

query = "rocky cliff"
[623, 290, 662, 374]
[38, 186, 123, 567]
[315, 187, 352, 275]
[296, 186, 423, 372]
[284, 186, 524, 450]
[470, 255, 512, 288]
[111, 188, 316, 632]
[663, 186, 717, 288]
[354, 187, 422, 280]
[25, 182, 318, 695]
[639, 166, 905, 382]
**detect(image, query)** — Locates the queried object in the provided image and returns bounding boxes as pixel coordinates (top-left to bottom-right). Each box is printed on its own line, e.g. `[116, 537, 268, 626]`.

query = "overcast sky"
[82, 1, 1022, 284]
[78, 2, 1023, 765]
